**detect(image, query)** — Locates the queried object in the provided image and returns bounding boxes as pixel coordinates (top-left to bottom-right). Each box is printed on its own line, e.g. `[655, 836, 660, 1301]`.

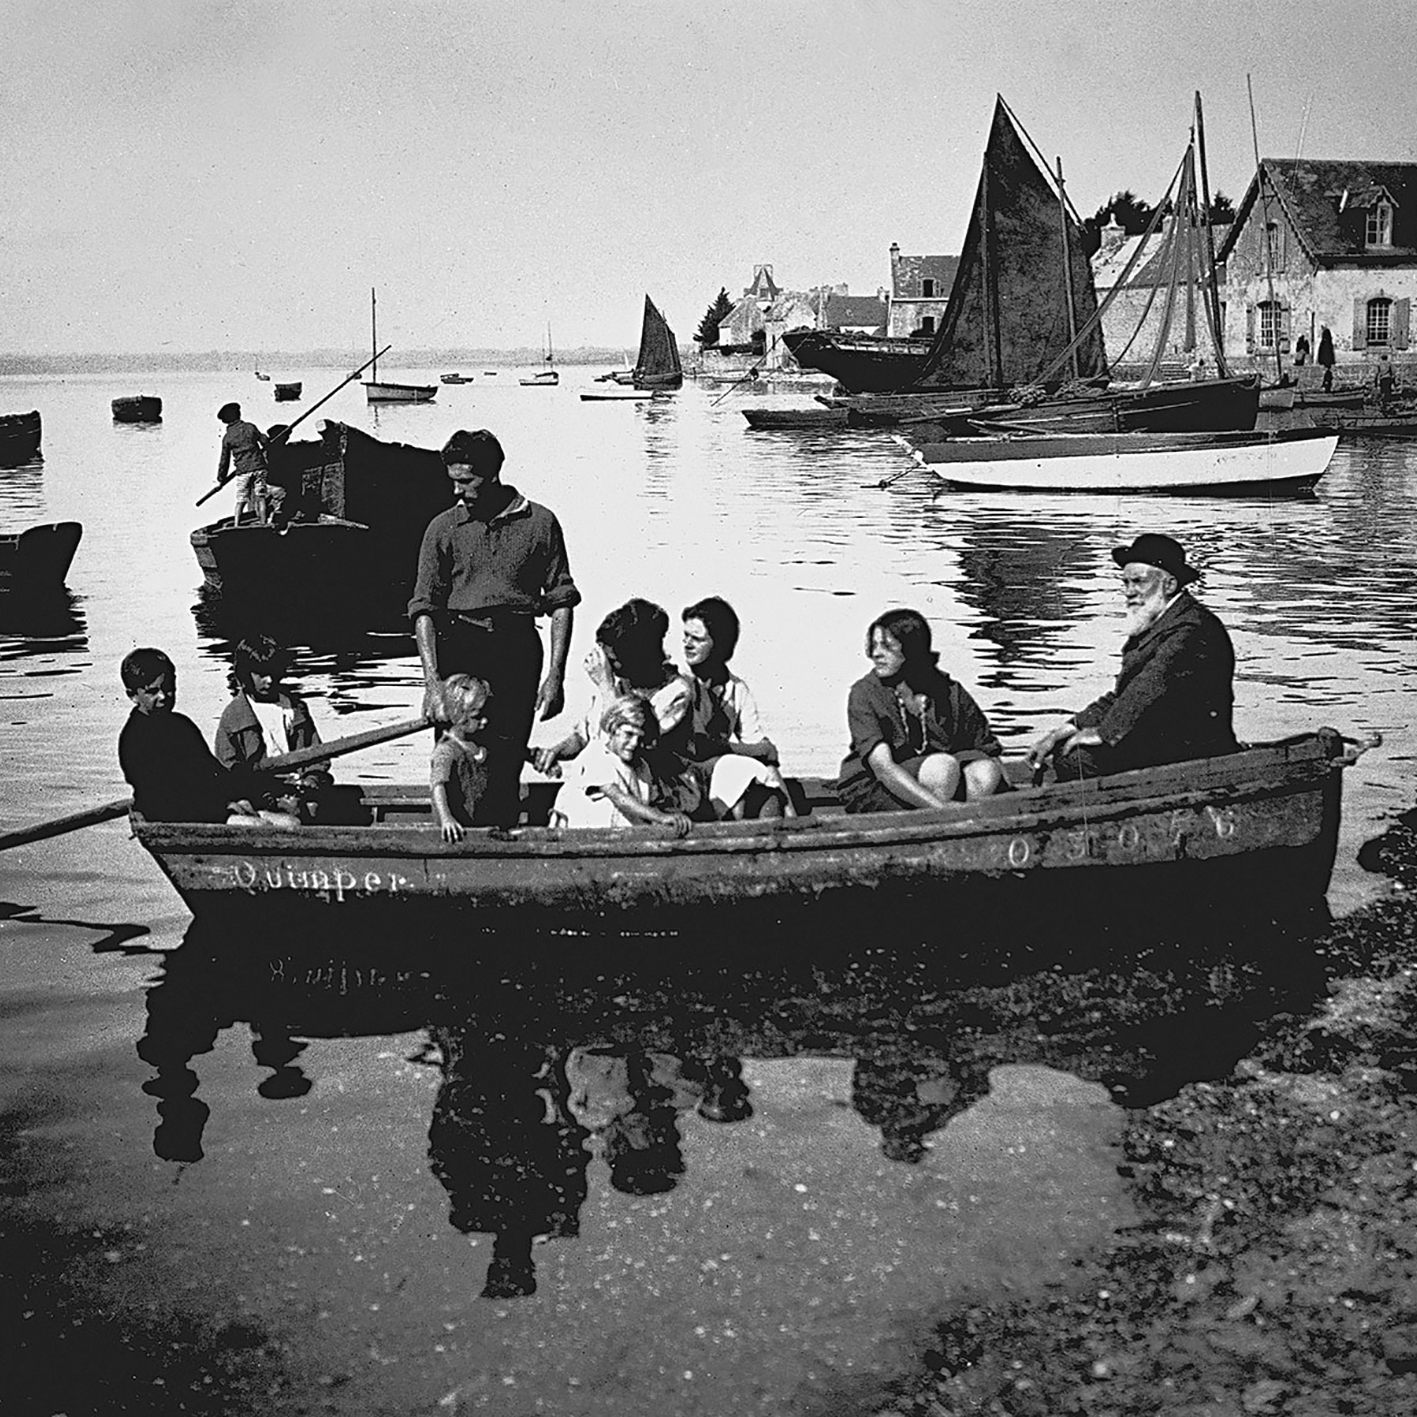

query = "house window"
[921, 315, 935, 333]
[1367, 297, 1393, 345]
[1258, 300, 1283, 349]
[922, 279, 935, 298]
[1265, 222, 1285, 273]
[1366, 204, 1393, 247]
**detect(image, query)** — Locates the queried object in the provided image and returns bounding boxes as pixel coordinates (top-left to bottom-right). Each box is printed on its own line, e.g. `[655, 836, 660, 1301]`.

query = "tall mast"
[370, 288, 378, 383]
[1194, 92, 1230, 376]
[1055, 156, 1081, 381]
[1245, 77, 1284, 384]
[980, 159, 1002, 389]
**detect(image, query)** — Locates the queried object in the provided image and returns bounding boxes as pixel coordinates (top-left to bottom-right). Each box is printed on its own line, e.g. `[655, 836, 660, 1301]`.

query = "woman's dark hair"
[596, 599, 671, 686]
[865, 609, 938, 670]
[682, 596, 740, 663]
[230, 633, 290, 694]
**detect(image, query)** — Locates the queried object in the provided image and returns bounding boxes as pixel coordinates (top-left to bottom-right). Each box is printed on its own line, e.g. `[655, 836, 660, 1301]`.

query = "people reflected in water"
[850, 1046, 992, 1163]
[426, 1024, 590, 1299]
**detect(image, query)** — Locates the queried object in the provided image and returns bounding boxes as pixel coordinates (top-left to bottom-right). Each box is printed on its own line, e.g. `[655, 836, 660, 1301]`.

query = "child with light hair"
[430, 675, 493, 840]
[552, 696, 691, 835]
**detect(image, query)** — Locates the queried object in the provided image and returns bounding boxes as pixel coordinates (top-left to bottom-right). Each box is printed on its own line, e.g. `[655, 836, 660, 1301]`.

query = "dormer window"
[922, 278, 935, 298]
[1367, 203, 1393, 247]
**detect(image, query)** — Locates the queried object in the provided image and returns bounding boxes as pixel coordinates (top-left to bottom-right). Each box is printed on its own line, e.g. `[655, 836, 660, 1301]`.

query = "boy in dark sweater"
[118, 647, 253, 823]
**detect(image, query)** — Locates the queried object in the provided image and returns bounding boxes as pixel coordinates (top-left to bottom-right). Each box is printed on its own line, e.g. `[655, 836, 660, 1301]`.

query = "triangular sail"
[913, 97, 1107, 390]
[633, 295, 683, 389]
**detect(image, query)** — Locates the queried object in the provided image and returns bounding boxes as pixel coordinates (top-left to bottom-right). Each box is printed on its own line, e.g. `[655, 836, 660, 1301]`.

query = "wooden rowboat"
[112, 395, 162, 423]
[0, 521, 82, 590]
[132, 731, 1356, 933]
[0, 410, 43, 466]
[273, 381, 303, 401]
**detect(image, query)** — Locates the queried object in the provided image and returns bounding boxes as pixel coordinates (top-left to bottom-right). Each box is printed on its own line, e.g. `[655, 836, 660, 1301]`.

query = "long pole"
[194, 345, 392, 507]
[1194, 92, 1230, 376]
[1246, 75, 1285, 385]
[1055, 157, 1080, 381]
[371, 288, 378, 383]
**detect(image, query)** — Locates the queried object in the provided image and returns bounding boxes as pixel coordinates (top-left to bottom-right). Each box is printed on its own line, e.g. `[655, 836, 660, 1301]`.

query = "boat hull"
[0, 410, 43, 466]
[580, 390, 653, 401]
[363, 381, 437, 403]
[782, 330, 934, 393]
[273, 382, 302, 401]
[112, 395, 162, 422]
[743, 408, 849, 429]
[519, 371, 559, 386]
[904, 428, 1338, 494]
[133, 734, 1345, 934]
[0, 521, 82, 590]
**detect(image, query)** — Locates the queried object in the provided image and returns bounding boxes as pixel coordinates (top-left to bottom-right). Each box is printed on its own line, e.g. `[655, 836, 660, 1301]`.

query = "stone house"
[761, 293, 819, 370]
[1091, 215, 1234, 378]
[715, 263, 783, 351]
[886, 245, 957, 337]
[1217, 158, 1417, 379]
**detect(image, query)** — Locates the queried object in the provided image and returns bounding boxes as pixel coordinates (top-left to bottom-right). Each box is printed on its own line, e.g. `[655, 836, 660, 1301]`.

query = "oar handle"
[261, 715, 431, 774]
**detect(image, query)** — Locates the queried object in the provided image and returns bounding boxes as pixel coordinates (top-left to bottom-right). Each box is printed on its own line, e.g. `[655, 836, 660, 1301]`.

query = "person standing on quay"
[408, 429, 580, 826]
[1317, 325, 1336, 392]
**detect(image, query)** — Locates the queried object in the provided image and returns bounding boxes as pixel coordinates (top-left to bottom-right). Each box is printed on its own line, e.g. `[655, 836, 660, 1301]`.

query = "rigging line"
[997, 95, 1088, 225]
[1033, 155, 1185, 386]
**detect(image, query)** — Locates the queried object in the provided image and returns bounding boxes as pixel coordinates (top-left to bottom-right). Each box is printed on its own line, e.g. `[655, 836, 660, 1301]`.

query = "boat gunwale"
[133, 734, 1340, 864]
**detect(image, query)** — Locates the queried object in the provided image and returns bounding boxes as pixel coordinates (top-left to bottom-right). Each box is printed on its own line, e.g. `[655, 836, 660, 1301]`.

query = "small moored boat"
[0, 410, 43, 466]
[743, 407, 849, 430]
[132, 732, 1357, 933]
[439, 373, 474, 384]
[0, 521, 82, 591]
[274, 382, 303, 401]
[112, 395, 162, 423]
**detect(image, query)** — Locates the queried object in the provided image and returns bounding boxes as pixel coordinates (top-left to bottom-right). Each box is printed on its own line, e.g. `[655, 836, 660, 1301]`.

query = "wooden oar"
[0, 714, 430, 852]
[195, 345, 393, 508]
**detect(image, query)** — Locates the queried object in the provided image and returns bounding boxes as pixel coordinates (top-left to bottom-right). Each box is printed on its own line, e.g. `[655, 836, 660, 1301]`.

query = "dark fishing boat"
[189, 421, 452, 606]
[825, 95, 1258, 436]
[0, 410, 42, 466]
[131, 731, 1360, 933]
[112, 395, 162, 423]
[0, 521, 82, 591]
[781, 330, 935, 393]
[1308, 402, 1417, 438]
[274, 381, 303, 401]
[630, 295, 684, 391]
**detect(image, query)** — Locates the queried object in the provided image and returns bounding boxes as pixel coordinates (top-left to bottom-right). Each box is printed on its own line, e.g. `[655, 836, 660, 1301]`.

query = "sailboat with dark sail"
[630, 295, 683, 390]
[809, 96, 1257, 435]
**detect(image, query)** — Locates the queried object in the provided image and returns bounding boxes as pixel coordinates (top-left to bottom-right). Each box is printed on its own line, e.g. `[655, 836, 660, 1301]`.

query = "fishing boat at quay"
[899, 426, 1337, 494]
[630, 294, 683, 390]
[131, 732, 1358, 933]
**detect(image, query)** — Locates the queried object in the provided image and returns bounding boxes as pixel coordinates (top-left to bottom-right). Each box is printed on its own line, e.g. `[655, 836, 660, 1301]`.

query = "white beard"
[1124, 588, 1173, 639]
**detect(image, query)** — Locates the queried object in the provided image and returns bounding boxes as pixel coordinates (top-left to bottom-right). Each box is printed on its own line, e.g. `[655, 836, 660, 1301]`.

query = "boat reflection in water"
[135, 896, 1330, 1302]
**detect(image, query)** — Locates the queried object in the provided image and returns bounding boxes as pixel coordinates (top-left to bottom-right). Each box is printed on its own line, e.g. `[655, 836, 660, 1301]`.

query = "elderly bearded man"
[1027, 533, 1238, 779]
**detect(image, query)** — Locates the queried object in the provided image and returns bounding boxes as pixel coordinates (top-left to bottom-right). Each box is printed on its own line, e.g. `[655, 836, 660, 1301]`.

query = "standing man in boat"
[1027, 533, 1238, 779]
[215, 402, 274, 526]
[409, 429, 580, 826]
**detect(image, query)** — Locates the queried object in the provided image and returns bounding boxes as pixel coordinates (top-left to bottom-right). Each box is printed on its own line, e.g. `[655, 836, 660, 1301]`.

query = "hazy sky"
[3, 0, 1413, 354]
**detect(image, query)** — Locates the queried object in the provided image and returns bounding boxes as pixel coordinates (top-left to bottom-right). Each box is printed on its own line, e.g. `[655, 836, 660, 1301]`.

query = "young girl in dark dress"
[837, 609, 1006, 813]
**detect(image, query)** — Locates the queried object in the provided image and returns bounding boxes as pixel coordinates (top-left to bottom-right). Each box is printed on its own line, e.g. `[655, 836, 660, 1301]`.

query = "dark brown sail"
[913, 95, 1107, 390]
[632, 295, 683, 390]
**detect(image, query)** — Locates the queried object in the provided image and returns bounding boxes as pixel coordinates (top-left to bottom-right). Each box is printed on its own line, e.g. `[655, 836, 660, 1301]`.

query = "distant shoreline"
[0, 348, 656, 377]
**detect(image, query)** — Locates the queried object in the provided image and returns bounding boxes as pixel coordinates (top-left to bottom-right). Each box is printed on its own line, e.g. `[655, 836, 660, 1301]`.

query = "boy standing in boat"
[215, 402, 274, 526]
[1028, 533, 1237, 779]
[409, 429, 580, 827]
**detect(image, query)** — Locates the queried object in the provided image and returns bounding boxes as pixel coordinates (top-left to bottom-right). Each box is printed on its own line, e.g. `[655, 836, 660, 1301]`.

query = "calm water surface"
[1, 368, 1413, 1414]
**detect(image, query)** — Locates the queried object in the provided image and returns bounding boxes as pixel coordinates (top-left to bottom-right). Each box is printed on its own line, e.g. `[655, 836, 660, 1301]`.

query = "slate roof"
[823, 293, 887, 329]
[1219, 159, 1417, 263]
[1092, 219, 1232, 289]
